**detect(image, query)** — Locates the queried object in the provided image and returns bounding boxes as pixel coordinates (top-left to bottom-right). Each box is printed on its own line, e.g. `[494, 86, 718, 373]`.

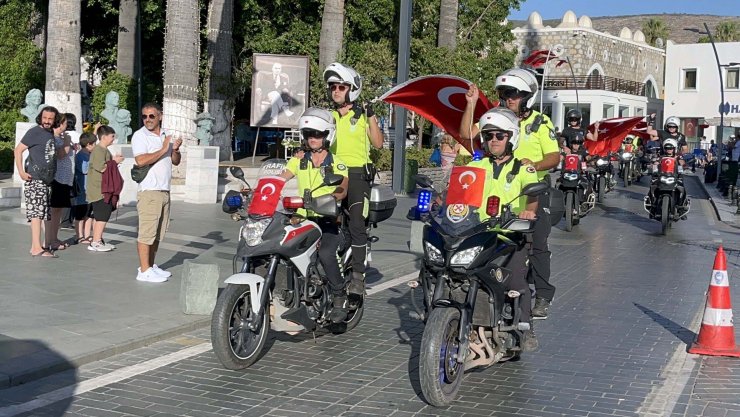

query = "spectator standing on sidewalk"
[72, 132, 97, 244]
[46, 113, 74, 251]
[14, 106, 59, 258]
[131, 103, 182, 283]
[87, 125, 124, 252]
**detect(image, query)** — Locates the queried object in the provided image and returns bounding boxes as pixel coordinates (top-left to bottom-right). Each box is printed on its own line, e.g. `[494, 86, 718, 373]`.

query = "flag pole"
[565, 56, 579, 108]
[539, 47, 553, 114]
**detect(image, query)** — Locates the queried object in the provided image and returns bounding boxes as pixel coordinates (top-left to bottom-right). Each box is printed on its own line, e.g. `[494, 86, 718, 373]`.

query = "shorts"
[49, 181, 72, 208]
[72, 203, 93, 221]
[91, 199, 114, 222]
[137, 190, 171, 245]
[24, 179, 51, 221]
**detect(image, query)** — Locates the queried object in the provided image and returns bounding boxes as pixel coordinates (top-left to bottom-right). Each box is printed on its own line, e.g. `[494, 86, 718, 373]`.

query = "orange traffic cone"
[689, 246, 740, 357]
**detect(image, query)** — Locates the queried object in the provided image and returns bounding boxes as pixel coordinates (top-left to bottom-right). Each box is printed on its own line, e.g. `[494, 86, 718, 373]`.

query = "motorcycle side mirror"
[415, 174, 434, 189]
[229, 166, 245, 181]
[323, 173, 344, 187]
[521, 182, 549, 197]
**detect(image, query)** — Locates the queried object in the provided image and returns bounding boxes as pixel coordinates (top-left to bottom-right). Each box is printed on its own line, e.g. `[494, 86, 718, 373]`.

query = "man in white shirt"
[131, 103, 182, 283]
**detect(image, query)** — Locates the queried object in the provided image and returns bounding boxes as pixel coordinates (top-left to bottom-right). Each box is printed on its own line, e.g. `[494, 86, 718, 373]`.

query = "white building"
[664, 41, 740, 144]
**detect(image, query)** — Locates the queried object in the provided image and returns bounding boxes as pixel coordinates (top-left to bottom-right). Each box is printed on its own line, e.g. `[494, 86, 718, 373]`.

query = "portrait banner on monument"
[250, 54, 309, 128]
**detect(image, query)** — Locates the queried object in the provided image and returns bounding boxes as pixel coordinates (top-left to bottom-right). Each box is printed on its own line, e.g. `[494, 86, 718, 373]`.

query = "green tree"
[0, 0, 44, 141]
[319, 0, 345, 69]
[642, 18, 669, 48]
[715, 21, 740, 42]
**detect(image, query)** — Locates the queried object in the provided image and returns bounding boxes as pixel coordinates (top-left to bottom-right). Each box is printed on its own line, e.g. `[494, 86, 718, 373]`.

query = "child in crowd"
[72, 132, 96, 244]
[87, 125, 124, 252]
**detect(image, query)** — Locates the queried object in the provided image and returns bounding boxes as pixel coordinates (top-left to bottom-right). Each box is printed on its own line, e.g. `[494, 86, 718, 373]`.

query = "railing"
[544, 75, 646, 96]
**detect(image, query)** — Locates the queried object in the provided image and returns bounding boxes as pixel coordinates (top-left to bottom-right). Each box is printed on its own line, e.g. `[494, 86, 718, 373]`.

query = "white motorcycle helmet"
[623, 135, 634, 144]
[664, 116, 680, 131]
[494, 67, 539, 110]
[663, 138, 678, 153]
[323, 63, 363, 103]
[478, 108, 521, 151]
[297, 107, 336, 149]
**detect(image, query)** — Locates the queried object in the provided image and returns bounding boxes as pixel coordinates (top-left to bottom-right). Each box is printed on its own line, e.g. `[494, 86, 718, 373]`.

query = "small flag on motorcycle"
[486, 196, 501, 217]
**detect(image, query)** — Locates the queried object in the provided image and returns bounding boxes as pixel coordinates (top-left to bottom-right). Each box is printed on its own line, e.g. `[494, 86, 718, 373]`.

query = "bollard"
[180, 261, 220, 315]
[729, 185, 735, 201]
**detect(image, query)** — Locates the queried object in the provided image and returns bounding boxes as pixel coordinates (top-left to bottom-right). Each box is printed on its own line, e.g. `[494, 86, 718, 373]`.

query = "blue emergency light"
[472, 150, 484, 161]
[226, 194, 243, 209]
[417, 190, 432, 213]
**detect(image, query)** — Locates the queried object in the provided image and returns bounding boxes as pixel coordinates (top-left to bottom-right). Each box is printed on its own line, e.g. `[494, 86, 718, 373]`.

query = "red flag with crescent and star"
[379, 75, 496, 154]
[446, 166, 487, 207]
[248, 176, 286, 216]
[522, 50, 568, 68]
[584, 116, 645, 157]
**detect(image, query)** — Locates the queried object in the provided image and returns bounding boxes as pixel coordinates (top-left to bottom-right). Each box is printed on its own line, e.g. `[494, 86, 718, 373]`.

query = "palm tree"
[641, 18, 669, 47]
[714, 21, 739, 42]
[117, 0, 138, 78]
[162, 0, 199, 146]
[319, 0, 344, 69]
[438, 0, 458, 49]
[45, 0, 82, 127]
[205, 0, 234, 161]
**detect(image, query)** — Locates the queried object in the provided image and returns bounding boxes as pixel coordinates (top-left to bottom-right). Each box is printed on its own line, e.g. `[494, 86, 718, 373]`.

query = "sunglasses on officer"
[497, 87, 525, 100]
[329, 83, 349, 92]
[301, 128, 329, 140]
[481, 130, 511, 141]
[568, 117, 580, 123]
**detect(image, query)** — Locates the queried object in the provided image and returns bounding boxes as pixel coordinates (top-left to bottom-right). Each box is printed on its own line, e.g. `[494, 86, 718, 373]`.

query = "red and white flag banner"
[248, 176, 286, 216]
[584, 116, 645, 156]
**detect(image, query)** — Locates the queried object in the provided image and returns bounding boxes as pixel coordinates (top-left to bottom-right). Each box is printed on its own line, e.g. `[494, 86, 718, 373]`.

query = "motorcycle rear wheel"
[565, 192, 574, 232]
[660, 195, 670, 235]
[420, 307, 464, 407]
[211, 284, 270, 370]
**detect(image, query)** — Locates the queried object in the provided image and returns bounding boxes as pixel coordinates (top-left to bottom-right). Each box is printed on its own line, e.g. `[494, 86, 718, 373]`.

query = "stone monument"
[100, 91, 120, 124]
[114, 108, 132, 144]
[20, 89, 44, 122]
[194, 112, 215, 146]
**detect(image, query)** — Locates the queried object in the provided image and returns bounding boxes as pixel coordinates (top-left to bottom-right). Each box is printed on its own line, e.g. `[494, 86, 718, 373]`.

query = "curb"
[692, 175, 722, 222]
[0, 318, 210, 389]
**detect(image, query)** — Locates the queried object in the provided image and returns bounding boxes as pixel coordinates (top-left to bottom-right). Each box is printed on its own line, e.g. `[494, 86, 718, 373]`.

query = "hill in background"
[511, 14, 740, 44]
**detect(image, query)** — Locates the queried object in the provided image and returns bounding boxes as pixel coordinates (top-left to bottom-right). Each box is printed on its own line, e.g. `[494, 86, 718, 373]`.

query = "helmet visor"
[497, 87, 525, 100]
[666, 124, 678, 130]
[568, 117, 580, 123]
[301, 128, 329, 141]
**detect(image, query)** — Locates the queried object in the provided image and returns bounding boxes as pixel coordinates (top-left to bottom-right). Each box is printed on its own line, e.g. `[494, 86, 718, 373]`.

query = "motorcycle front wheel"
[211, 284, 270, 370]
[420, 307, 464, 407]
[565, 192, 574, 232]
[624, 163, 631, 186]
[660, 195, 670, 235]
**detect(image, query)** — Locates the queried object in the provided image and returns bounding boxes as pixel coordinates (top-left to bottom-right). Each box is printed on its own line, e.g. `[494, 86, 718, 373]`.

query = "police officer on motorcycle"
[460, 68, 560, 320]
[646, 138, 688, 217]
[280, 108, 351, 323]
[648, 115, 688, 155]
[322, 63, 384, 296]
[459, 105, 541, 351]
[560, 109, 598, 152]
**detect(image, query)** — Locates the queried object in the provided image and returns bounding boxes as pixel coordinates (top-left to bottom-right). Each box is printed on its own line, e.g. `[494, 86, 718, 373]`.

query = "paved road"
[2, 174, 740, 417]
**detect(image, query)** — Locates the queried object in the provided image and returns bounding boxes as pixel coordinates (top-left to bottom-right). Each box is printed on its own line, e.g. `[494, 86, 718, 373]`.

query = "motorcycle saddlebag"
[368, 184, 397, 224]
[540, 187, 565, 226]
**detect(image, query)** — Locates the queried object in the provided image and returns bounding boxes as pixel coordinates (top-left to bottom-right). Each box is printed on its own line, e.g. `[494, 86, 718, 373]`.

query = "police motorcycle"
[211, 159, 394, 370]
[557, 153, 595, 232]
[618, 137, 640, 187]
[642, 140, 690, 235]
[593, 152, 616, 203]
[406, 172, 549, 407]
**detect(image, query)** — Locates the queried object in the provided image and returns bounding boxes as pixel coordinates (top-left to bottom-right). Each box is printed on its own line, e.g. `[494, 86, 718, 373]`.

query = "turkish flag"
[446, 166, 487, 207]
[248, 176, 286, 216]
[380, 75, 496, 154]
[630, 120, 651, 141]
[584, 116, 645, 157]
[522, 50, 568, 68]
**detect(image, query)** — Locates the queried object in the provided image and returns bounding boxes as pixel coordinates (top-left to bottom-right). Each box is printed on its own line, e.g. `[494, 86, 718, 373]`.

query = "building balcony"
[544, 75, 647, 96]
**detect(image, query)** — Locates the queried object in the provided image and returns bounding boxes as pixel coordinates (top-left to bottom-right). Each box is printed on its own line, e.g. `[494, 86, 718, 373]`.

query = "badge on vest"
[549, 129, 558, 140]
[526, 165, 536, 174]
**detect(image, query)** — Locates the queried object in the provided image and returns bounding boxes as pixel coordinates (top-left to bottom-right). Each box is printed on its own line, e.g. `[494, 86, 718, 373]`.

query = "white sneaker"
[136, 267, 167, 283]
[88, 241, 114, 252]
[152, 264, 172, 278]
[283, 108, 294, 117]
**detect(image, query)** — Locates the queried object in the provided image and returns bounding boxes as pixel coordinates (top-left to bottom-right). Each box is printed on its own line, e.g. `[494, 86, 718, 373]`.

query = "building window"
[635, 108, 644, 117]
[619, 106, 630, 117]
[603, 104, 615, 119]
[728, 68, 739, 90]
[683, 69, 697, 90]
[645, 80, 657, 98]
[564, 104, 591, 127]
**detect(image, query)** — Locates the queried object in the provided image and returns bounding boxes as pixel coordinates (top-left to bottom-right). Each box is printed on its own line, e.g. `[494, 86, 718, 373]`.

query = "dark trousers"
[346, 171, 370, 274]
[316, 217, 343, 294]
[508, 247, 531, 323]
[529, 203, 554, 301]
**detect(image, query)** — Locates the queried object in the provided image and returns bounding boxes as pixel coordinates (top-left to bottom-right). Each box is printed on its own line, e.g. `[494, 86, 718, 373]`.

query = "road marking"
[637, 306, 703, 416]
[711, 230, 720, 236]
[0, 343, 212, 417]
[0, 272, 418, 416]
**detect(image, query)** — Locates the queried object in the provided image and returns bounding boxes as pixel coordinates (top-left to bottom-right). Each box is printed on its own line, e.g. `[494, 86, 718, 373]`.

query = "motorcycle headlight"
[622, 152, 633, 160]
[660, 176, 676, 185]
[424, 242, 444, 264]
[564, 173, 579, 181]
[450, 246, 483, 267]
[596, 159, 608, 166]
[242, 218, 272, 246]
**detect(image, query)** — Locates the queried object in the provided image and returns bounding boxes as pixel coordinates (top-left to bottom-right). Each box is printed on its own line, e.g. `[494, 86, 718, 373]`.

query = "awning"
[701, 117, 740, 127]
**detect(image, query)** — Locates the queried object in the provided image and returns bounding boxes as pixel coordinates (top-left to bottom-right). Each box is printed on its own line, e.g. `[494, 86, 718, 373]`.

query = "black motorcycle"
[407, 175, 549, 406]
[557, 153, 595, 232]
[618, 147, 640, 186]
[593, 153, 616, 203]
[643, 157, 690, 235]
[211, 161, 395, 370]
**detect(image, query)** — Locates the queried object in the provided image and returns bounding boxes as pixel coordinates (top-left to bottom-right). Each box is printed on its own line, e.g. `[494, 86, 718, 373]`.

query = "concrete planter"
[375, 167, 448, 190]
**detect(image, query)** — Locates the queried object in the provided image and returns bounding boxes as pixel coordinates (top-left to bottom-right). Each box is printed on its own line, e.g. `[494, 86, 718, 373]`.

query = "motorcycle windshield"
[430, 204, 486, 237]
[247, 159, 289, 217]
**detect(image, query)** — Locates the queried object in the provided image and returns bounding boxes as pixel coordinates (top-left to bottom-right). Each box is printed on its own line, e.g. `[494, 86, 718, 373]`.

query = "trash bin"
[404, 159, 418, 194]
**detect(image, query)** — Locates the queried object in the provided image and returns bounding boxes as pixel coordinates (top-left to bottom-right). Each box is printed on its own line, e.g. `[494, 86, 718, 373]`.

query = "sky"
[508, 0, 740, 20]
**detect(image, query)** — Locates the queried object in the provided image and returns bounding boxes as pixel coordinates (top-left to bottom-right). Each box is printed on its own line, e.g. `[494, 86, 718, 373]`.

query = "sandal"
[50, 241, 70, 251]
[30, 250, 58, 258]
[76, 236, 92, 245]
